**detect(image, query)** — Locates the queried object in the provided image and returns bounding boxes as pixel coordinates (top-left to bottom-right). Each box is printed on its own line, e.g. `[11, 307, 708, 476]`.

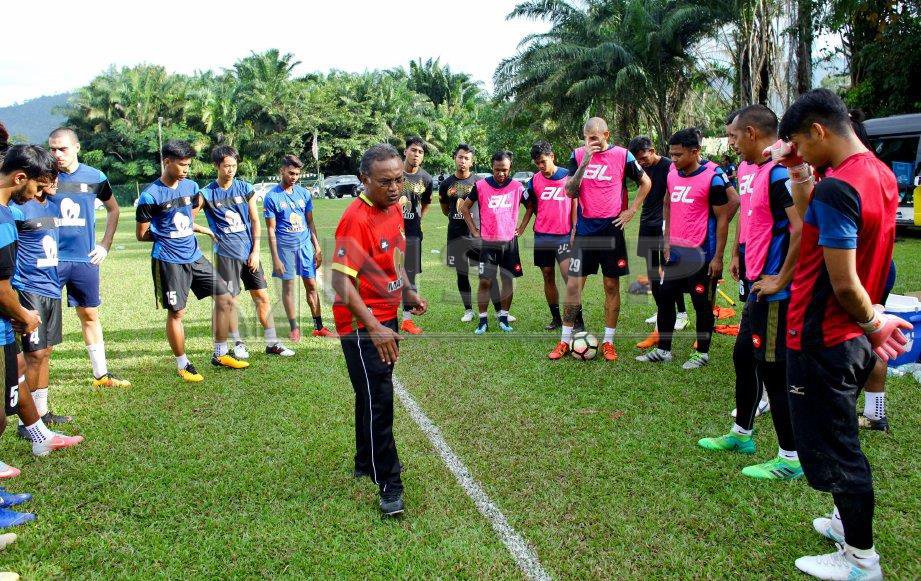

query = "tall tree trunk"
[794, 0, 814, 94]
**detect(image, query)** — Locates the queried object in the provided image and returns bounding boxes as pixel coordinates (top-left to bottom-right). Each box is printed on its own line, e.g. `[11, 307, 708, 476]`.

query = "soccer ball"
[570, 332, 599, 360]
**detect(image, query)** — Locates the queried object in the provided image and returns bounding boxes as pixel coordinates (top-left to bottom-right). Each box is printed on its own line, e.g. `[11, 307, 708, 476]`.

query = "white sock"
[676, 311, 688, 319]
[479, 312, 488, 322]
[403, 310, 412, 321]
[846, 544, 879, 560]
[229, 329, 241, 341]
[561, 325, 574, 344]
[863, 391, 885, 420]
[264, 327, 279, 346]
[176, 354, 190, 370]
[778, 448, 798, 461]
[87, 342, 108, 378]
[603, 327, 615, 343]
[214, 342, 229, 357]
[33, 388, 49, 417]
[499, 310, 509, 319]
[731, 423, 753, 436]
[25, 419, 54, 443]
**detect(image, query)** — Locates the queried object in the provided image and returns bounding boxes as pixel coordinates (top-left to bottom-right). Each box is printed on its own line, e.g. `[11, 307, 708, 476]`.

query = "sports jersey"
[735, 160, 757, 246]
[11, 198, 60, 299]
[665, 161, 730, 262]
[200, 179, 256, 261]
[53, 163, 113, 262]
[744, 162, 793, 302]
[567, 145, 645, 235]
[332, 194, 407, 334]
[263, 185, 313, 249]
[0, 205, 18, 346]
[639, 156, 672, 230]
[526, 168, 572, 236]
[401, 168, 433, 239]
[466, 177, 525, 242]
[135, 178, 203, 264]
[439, 174, 478, 239]
[787, 152, 897, 351]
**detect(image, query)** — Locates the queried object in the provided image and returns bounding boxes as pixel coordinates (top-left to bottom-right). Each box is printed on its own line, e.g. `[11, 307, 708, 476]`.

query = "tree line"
[60, 0, 919, 185]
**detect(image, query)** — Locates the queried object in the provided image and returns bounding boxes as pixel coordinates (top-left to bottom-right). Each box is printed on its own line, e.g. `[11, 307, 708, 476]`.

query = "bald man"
[48, 128, 130, 388]
[548, 118, 651, 361]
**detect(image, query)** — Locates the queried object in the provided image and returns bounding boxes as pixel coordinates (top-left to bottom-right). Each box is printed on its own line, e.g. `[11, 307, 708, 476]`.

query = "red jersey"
[787, 152, 898, 350]
[332, 195, 407, 334]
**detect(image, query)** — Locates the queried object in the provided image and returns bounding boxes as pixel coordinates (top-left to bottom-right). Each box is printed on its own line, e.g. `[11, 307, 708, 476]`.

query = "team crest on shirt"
[337, 247, 346, 257]
[617, 258, 627, 268]
[380, 238, 390, 250]
[694, 283, 705, 295]
[80, 183, 89, 193]
[752, 334, 763, 349]
[281, 202, 289, 210]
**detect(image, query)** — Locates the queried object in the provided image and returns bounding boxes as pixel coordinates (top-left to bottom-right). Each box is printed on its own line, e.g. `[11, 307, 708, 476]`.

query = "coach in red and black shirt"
[773, 89, 911, 579]
[331, 144, 427, 518]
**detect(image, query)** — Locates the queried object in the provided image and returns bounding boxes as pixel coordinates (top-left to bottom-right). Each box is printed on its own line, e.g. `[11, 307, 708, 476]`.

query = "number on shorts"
[569, 258, 581, 273]
[167, 291, 178, 306]
[8, 383, 19, 409]
[478, 262, 485, 275]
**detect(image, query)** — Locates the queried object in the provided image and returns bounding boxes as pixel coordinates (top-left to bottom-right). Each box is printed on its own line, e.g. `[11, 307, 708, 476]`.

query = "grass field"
[1, 198, 919, 578]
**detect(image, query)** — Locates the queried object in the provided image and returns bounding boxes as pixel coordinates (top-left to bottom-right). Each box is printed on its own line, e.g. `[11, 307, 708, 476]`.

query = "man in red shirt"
[772, 89, 911, 580]
[331, 144, 427, 517]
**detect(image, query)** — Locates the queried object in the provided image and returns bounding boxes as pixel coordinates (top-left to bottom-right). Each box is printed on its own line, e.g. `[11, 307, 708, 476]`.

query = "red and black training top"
[787, 152, 898, 351]
[332, 194, 407, 335]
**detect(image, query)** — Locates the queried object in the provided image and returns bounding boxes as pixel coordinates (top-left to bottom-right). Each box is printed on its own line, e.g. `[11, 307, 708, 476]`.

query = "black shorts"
[2, 342, 20, 415]
[788, 337, 876, 494]
[214, 254, 268, 297]
[739, 298, 788, 363]
[18, 291, 62, 352]
[533, 234, 572, 268]
[152, 256, 229, 312]
[478, 239, 523, 280]
[569, 224, 629, 278]
[446, 235, 477, 274]
[405, 237, 423, 279]
[737, 250, 751, 302]
[662, 246, 714, 296]
[636, 223, 664, 259]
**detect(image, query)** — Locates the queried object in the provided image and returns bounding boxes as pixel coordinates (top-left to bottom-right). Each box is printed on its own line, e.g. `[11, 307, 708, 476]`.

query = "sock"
[87, 342, 108, 378]
[176, 354, 190, 370]
[33, 388, 49, 417]
[498, 310, 509, 324]
[561, 325, 574, 345]
[731, 423, 753, 437]
[778, 448, 798, 461]
[847, 545, 879, 561]
[25, 419, 54, 443]
[864, 391, 885, 420]
[229, 330, 240, 341]
[603, 327, 615, 343]
[214, 342, 229, 357]
[402, 310, 412, 321]
[478, 313, 488, 327]
[264, 326, 279, 346]
[313, 316, 323, 330]
[549, 304, 561, 322]
[289, 318, 298, 332]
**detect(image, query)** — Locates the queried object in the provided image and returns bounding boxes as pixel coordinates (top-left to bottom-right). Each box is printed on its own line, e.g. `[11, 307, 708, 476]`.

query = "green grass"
[1, 199, 919, 578]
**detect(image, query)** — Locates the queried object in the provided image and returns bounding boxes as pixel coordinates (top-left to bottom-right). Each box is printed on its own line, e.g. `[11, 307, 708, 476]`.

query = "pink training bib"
[666, 161, 718, 248]
[745, 160, 784, 280]
[736, 161, 757, 245]
[573, 145, 628, 218]
[477, 178, 523, 242]
[531, 171, 572, 235]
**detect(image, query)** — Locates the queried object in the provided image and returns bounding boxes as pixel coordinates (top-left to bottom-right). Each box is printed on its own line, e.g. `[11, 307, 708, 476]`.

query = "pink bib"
[666, 162, 718, 248]
[477, 178, 523, 242]
[574, 146, 628, 218]
[531, 171, 572, 235]
[736, 161, 757, 245]
[745, 161, 784, 280]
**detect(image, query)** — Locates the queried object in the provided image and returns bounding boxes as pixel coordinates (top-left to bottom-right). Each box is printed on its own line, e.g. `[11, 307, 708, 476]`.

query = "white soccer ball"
[570, 332, 599, 361]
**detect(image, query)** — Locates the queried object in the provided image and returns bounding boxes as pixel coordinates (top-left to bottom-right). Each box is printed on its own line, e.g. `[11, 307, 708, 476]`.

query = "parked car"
[324, 175, 362, 198]
[865, 114, 921, 227]
[513, 171, 534, 185]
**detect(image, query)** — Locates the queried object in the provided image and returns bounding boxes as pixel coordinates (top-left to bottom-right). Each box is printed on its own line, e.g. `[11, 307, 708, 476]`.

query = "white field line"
[393, 377, 551, 581]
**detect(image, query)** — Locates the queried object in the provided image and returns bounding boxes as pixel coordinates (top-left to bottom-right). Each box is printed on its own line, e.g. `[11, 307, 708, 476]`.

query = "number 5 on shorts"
[8, 383, 19, 410]
[167, 291, 177, 306]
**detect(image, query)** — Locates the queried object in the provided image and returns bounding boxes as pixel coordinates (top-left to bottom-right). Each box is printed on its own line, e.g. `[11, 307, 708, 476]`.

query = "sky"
[0, 0, 549, 107]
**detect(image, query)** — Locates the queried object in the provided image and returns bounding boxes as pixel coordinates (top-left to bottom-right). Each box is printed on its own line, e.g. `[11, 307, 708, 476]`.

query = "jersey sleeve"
[466, 184, 479, 203]
[331, 214, 372, 278]
[244, 182, 256, 201]
[625, 151, 646, 184]
[96, 179, 114, 202]
[135, 191, 157, 223]
[810, 178, 861, 249]
[262, 195, 276, 219]
[438, 180, 450, 205]
[0, 220, 15, 281]
[304, 192, 314, 214]
[768, 166, 794, 213]
[709, 172, 729, 206]
[422, 177, 433, 205]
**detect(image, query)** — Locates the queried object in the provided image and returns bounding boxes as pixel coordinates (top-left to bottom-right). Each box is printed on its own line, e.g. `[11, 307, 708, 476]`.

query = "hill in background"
[0, 93, 72, 143]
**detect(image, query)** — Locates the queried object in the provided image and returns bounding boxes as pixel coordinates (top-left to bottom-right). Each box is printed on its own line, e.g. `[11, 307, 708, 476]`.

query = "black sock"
[575, 306, 585, 327]
[289, 318, 298, 332]
[457, 273, 472, 310]
[834, 490, 875, 550]
[313, 316, 323, 331]
[549, 303, 561, 322]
